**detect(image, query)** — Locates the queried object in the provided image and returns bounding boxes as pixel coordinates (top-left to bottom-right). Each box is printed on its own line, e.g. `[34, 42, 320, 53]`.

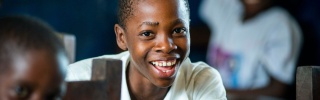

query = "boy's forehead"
[132, 0, 189, 22]
[8, 51, 65, 87]
[11, 50, 66, 76]
[136, 0, 188, 12]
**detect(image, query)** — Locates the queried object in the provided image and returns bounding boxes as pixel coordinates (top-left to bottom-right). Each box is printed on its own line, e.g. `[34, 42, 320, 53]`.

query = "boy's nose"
[154, 35, 177, 54]
[30, 93, 50, 100]
[30, 94, 42, 100]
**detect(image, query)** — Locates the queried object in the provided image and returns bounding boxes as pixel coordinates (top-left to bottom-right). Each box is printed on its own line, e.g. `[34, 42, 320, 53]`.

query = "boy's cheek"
[0, 83, 10, 99]
[0, 84, 3, 98]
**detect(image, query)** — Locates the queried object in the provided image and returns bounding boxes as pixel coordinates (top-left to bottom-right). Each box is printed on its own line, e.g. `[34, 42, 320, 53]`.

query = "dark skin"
[114, 0, 190, 99]
[241, 0, 274, 21]
[0, 50, 68, 100]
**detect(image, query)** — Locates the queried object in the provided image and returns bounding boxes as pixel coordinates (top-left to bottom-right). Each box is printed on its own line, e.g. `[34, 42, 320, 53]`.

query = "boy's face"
[0, 50, 68, 100]
[116, 0, 190, 87]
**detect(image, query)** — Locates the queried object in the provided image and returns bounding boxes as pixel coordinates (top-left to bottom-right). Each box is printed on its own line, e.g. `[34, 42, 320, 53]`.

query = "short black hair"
[117, 0, 190, 29]
[0, 16, 66, 73]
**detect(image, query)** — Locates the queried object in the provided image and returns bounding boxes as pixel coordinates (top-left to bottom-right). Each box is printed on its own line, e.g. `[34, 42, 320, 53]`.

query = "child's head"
[0, 16, 68, 100]
[115, 0, 190, 87]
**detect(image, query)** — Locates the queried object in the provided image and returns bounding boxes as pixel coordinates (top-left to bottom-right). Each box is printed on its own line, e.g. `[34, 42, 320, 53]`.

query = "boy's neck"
[242, 2, 273, 22]
[126, 62, 169, 100]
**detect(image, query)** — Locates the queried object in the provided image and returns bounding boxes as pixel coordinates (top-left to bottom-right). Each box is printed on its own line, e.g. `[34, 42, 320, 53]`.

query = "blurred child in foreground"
[0, 16, 68, 100]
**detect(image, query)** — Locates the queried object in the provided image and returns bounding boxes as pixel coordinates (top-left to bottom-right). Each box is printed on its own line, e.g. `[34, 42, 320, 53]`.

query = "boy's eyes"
[138, 27, 187, 40]
[10, 85, 61, 100]
[173, 28, 187, 36]
[11, 85, 31, 99]
[139, 31, 155, 40]
[140, 31, 154, 37]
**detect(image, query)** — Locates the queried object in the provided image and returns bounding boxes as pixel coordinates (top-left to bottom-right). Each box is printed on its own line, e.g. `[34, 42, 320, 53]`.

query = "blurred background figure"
[199, 0, 302, 99]
[0, 16, 68, 100]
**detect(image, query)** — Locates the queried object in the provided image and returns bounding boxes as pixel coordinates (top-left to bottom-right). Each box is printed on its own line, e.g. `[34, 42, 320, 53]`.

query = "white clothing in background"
[200, 0, 302, 89]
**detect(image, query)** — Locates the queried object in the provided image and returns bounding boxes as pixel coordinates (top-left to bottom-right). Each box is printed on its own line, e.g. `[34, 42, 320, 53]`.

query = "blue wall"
[0, 0, 118, 61]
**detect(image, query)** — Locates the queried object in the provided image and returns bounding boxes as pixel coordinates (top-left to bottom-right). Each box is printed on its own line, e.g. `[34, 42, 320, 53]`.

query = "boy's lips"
[149, 59, 177, 78]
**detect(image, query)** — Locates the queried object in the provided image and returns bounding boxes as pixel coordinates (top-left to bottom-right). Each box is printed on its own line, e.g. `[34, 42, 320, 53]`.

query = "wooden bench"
[296, 66, 320, 100]
[56, 32, 76, 64]
[63, 59, 122, 100]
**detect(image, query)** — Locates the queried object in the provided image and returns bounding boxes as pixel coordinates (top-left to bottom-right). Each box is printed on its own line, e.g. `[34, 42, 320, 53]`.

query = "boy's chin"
[152, 78, 175, 88]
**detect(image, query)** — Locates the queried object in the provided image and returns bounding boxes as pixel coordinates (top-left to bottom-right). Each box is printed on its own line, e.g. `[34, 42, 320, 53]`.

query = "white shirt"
[66, 51, 227, 100]
[200, 0, 302, 89]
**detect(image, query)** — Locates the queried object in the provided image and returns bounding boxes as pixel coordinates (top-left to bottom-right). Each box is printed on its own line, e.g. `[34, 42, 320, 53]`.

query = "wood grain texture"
[296, 66, 320, 100]
[64, 59, 122, 100]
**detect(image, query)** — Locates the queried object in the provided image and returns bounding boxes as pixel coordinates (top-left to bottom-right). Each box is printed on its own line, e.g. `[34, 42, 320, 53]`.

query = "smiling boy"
[66, 0, 226, 99]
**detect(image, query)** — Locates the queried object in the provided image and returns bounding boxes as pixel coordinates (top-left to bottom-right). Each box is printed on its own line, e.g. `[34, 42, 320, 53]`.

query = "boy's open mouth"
[149, 59, 177, 78]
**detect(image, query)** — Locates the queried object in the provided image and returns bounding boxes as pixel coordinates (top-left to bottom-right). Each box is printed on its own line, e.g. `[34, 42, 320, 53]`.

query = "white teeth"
[162, 70, 170, 73]
[155, 62, 158, 66]
[167, 62, 171, 66]
[151, 60, 177, 67]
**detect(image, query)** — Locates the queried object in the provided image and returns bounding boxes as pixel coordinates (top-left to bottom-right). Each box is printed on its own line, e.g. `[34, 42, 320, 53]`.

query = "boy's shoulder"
[181, 59, 220, 77]
[263, 7, 295, 24]
[178, 59, 223, 87]
[169, 59, 226, 99]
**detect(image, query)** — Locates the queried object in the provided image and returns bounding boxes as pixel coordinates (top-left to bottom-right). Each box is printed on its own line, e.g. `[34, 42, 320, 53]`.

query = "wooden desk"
[63, 59, 122, 100]
[296, 66, 320, 100]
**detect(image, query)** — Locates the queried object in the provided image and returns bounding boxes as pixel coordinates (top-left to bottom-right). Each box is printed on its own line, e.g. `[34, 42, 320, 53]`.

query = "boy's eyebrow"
[139, 21, 159, 27]
[171, 19, 187, 25]
[138, 19, 187, 28]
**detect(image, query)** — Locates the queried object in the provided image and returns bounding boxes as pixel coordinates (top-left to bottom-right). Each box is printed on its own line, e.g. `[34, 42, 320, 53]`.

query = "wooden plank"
[63, 59, 122, 100]
[312, 67, 320, 100]
[56, 33, 76, 64]
[296, 66, 320, 100]
[63, 81, 108, 99]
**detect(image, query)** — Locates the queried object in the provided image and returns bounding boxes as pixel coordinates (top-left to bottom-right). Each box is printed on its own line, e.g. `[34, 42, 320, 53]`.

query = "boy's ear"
[114, 24, 127, 50]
